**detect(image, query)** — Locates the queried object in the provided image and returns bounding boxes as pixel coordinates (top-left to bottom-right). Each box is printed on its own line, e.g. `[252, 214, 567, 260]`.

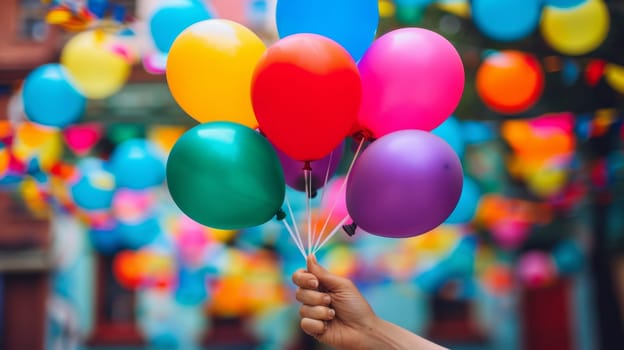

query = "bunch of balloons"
[165, 0, 467, 258]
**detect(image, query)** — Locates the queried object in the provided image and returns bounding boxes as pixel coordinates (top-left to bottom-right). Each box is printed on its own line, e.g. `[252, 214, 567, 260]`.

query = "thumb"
[307, 254, 347, 291]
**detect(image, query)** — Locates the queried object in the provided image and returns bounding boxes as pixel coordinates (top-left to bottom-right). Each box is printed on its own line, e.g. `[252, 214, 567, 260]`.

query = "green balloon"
[166, 122, 285, 230]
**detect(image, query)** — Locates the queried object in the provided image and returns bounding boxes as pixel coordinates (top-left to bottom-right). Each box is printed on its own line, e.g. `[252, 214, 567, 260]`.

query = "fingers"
[301, 317, 327, 337]
[307, 254, 352, 291]
[295, 288, 332, 306]
[299, 305, 335, 321]
[292, 269, 319, 289]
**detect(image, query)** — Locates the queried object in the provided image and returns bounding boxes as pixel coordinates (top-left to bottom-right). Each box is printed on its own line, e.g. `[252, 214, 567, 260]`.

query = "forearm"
[357, 317, 448, 350]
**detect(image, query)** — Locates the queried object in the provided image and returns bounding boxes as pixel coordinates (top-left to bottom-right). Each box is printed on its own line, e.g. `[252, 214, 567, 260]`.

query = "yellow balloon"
[166, 19, 266, 128]
[605, 64, 624, 94]
[527, 167, 567, 198]
[0, 144, 8, 176]
[12, 122, 62, 171]
[541, 0, 610, 56]
[61, 30, 131, 99]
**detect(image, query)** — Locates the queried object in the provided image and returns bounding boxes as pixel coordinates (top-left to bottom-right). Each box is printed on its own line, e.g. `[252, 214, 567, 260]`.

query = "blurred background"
[1, 0, 624, 349]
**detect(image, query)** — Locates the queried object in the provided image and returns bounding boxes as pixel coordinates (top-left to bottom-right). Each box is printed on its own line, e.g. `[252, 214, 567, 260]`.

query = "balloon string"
[285, 196, 305, 252]
[312, 150, 334, 243]
[280, 218, 307, 260]
[304, 167, 312, 255]
[313, 138, 366, 252]
[313, 215, 351, 254]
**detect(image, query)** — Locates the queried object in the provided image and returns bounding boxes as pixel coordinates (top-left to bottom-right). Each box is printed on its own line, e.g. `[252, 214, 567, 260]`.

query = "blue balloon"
[149, 0, 212, 53]
[108, 139, 165, 189]
[461, 121, 497, 144]
[23, 64, 86, 127]
[445, 176, 481, 224]
[562, 59, 580, 86]
[89, 226, 122, 255]
[276, 0, 379, 61]
[472, 0, 542, 42]
[71, 158, 116, 211]
[118, 217, 161, 250]
[174, 268, 209, 306]
[553, 240, 584, 275]
[545, 0, 586, 8]
[432, 116, 465, 158]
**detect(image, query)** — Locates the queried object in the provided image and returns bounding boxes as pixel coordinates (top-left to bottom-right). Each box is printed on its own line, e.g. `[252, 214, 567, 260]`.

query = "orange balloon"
[476, 51, 544, 115]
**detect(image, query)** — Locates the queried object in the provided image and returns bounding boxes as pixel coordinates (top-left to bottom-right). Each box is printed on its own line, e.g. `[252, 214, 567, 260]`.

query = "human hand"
[291, 254, 377, 350]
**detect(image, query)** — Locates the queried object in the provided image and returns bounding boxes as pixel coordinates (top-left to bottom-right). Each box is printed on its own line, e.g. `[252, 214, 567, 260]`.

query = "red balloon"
[252, 34, 361, 161]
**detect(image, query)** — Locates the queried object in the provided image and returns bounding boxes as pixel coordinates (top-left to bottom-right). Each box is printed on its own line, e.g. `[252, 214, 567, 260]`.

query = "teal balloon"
[118, 217, 161, 250]
[276, 0, 379, 61]
[553, 240, 584, 275]
[166, 122, 285, 230]
[23, 64, 86, 127]
[71, 158, 116, 211]
[108, 139, 165, 189]
[472, 0, 542, 42]
[445, 176, 481, 224]
[149, 0, 212, 53]
[432, 116, 465, 158]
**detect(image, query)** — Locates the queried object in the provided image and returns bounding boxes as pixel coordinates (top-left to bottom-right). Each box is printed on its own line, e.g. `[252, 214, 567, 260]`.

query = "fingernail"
[323, 295, 331, 304]
[328, 309, 335, 318]
[309, 279, 318, 289]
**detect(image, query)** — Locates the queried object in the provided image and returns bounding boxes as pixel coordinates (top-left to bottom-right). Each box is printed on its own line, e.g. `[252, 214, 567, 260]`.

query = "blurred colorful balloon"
[12, 122, 63, 171]
[445, 176, 481, 224]
[347, 130, 463, 237]
[118, 216, 161, 250]
[252, 34, 361, 161]
[0, 142, 8, 177]
[432, 116, 465, 158]
[62, 123, 103, 155]
[552, 240, 584, 275]
[605, 63, 624, 94]
[476, 51, 544, 115]
[541, 0, 610, 56]
[275, 0, 378, 61]
[61, 30, 132, 99]
[545, 0, 587, 7]
[472, 0, 542, 41]
[357, 28, 464, 138]
[166, 122, 285, 230]
[166, 19, 266, 128]
[22, 64, 86, 127]
[112, 189, 156, 223]
[517, 251, 557, 288]
[275, 142, 344, 195]
[108, 139, 165, 190]
[149, 0, 212, 53]
[71, 157, 116, 211]
[89, 224, 122, 255]
[490, 219, 531, 250]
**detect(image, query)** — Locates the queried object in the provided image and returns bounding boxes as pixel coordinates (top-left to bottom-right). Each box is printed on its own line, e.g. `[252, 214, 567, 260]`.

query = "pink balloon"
[517, 251, 556, 289]
[490, 219, 530, 250]
[320, 176, 350, 224]
[357, 28, 464, 138]
[63, 123, 103, 155]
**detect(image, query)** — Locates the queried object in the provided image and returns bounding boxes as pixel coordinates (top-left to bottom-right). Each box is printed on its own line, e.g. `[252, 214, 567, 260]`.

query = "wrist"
[360, 317, 448, 350]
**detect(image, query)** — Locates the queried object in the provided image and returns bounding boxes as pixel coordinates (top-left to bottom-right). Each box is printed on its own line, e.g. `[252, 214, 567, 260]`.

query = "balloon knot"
[353, 129, 374, 142]
[342, 222, 357, 237]
[309, 188, 318, 199]
[302, 161, 312, 171]
[275, 209, 287, 221]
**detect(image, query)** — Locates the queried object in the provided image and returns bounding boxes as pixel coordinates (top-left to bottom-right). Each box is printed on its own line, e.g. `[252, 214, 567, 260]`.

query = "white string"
[279, 218, 307, 260]
[313, 138, 366, 252]
[313, 215, 351, 254]
[312, 150, 334, 248]
[284, 196, 305, 251]
[304, 167, 312, 256]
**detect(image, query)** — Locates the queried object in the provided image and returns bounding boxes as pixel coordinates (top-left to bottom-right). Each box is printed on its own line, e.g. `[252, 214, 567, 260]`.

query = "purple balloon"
[276, 143, 344, 196]
[346, 130, 463, 238]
